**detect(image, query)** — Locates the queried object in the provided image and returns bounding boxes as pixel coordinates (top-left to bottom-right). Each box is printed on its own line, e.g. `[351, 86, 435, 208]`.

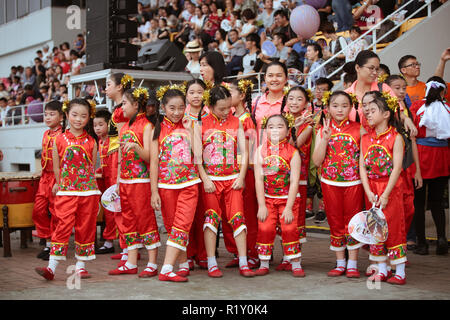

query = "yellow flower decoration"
[221, 82, 231, 91]
[121, 74, 135, 89]
[261, 116, 269, 129]
[62, 100, 70, 113]
[348, 93, 358, 105]
[204, 80, 214, 90]
[87, 99, 97, 118]
[283, 86, 291, 96]
[381, 91, 399, 113]
[133, 87, 150, 104]
[202, 89, 211, 106]
[238, 79, 254, 93]
[378, 73, 389, 83]
[283, 112, 296, 128]
[321, 91, 333, 106]
[306, 89, 314, 102]
[156, 84, 186, 102]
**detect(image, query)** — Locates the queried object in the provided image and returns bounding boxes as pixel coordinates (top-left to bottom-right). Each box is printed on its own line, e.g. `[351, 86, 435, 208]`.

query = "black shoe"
[406, 243, 417, 251]
[96, 246, 115, 254]
[436, 237, 448, 255]
[305, 210, 315, 221]
[314, 211, 327, 224]
[413, 242, 429, 255]
[37, 247, 50, 259]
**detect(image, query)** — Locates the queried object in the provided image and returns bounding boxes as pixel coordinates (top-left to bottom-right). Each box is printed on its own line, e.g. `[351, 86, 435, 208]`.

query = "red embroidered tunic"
[261, 138, 298, 198]
[361, 126, 398, 180]
[98, 136, 119, 185]
[55, 130, 100, 196]
[119, 113, 152, 183]
[41, 126, 62, 173]
[296, 122, 312, 185]
[112, 104, 128, 125]
[201, 112, 241, 180]
[319, 118, 361, 186]
[158, 117, 201, 189]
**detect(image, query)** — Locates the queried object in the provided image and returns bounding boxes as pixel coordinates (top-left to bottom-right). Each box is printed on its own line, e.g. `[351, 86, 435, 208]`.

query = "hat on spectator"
[185, 40, 203, 53]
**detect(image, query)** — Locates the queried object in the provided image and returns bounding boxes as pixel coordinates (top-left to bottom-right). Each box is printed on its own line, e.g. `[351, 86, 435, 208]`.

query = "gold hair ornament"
[321, 91, 333, 106]
[121, 74, 135, 89]
[62, 100, 70, 113]
[156, 84, 186, 102]
[378, 73, 389, 84]
[283, 112, 296, 128]
[133, 87, 150, 104]
[305, 89, 314, 101]
[238, 79, 254, 93]
[381, 91, 399, 113]
[87, 99, 97, 118]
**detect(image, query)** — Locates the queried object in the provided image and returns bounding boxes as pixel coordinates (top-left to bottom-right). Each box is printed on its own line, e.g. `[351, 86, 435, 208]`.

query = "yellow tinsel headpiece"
[321, 91, 332, 106]
[87, 99, 97, 118]
[381, 91, 399, 113]
[204, 80, 214, 90]
[305, 89, 314, 101]
[133, 87, 150, 104]
[156, 84, 186, 102]
[202, 89, 211, 106]
[261, 116, 269, 129]
[238, 79, 254, 93]
[121, 74, 135, 89]
[283, 112, 296, 128]
[62, 100, 70, 113]
[378, 73, 389, 84]
[283, 86, 290, 96]
[348, 93, 358, 105]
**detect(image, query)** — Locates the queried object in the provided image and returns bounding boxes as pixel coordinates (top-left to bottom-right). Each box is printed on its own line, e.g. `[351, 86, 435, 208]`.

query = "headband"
[425, 81, 447, 97]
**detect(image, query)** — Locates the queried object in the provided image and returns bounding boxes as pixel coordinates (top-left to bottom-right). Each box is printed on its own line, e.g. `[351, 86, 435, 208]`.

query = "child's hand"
[403, 117, 418, 137]
[52, 183, 59, 196]
[151, 192, 161, 211]
[322, 118, 332, 140]
[121, 142, 138, 153]
[281, 207, 294, 224]
[414, 171, 423, 189]
[231, 176, 245, 190]
[366, 190, 377, 205]
[257, 206, 269, 222]
[182, 116, 192, 130]
[377, 194, 389, 209]
[203, 177, 216, 193]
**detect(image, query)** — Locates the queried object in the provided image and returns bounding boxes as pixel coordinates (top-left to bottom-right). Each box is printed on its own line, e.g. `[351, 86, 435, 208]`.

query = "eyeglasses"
[403, 62, 421, 68]
[362, 65, 380, 73]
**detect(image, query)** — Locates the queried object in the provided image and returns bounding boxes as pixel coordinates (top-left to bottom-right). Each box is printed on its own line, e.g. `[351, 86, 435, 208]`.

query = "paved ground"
[1, 212, 449, 301]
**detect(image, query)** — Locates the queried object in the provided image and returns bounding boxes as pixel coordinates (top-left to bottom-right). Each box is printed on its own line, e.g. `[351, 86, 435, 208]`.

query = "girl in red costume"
[108, 87, 161, 278]
[150, 86, 201, 282]
[360, 91, 407, 285]
[35, 98, 101, 280]
[254, 114, 303, 277]
[312, 91, 364, 278]
[33, 100, 63, 261]
[93, 109, 120, 254]
[196, 85, 255, 278]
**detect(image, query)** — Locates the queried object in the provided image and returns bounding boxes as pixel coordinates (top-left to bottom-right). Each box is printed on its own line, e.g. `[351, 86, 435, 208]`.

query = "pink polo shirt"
[252, 91, 284, 135]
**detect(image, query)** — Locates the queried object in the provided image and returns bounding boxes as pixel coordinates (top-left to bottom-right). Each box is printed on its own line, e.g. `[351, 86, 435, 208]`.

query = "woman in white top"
[240, 9, 257, 39]
[189, 6, 206, 32]
[185, 40, 203, 76]
[240, 33, 261, 76]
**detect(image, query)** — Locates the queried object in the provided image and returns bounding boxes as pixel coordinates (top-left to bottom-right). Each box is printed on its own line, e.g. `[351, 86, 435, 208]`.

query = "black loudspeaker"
[85, 0, 139, 70]
[136, 40, 188, 72]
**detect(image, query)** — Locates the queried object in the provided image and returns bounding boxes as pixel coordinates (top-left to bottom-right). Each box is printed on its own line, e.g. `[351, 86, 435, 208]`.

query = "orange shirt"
[406, 81, 426, 104]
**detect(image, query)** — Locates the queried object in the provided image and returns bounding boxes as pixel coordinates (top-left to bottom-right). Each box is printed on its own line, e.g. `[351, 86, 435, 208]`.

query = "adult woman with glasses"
[398, 54, 426, 104]
[345, 50, 417, 135]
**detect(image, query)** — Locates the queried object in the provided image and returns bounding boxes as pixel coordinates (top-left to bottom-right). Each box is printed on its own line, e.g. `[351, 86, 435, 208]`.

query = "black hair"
[350, 26, 362, 35]
[362, 90, 403, 133]
[209, 85, 231, 108]
[110, 73, 134, 92]
[242, 8, 256, 20]
[379, 64, 390, 77]
[185, 79, 208, 122]
[384, 74, 406, 86]
[307, 43, 323, 59]
[260, 114, 290, 146]
[64, 98, 96, 138]
[398, 54, 416, 72]
[274, 32, 287, 45]
[94, 109, 112, 122]
[230, 79, 256, 126]
[354, 50, 380, 72]
[123, 88, 150, 127]
[44, 100, 63, 114]
[315, 77, 334, 91]
[320, 21, 336, 35]
[274, 9, 289, 19]
[425, 76, 446, 106]
[152, 88, 186, 140]
[199, 51, 226, 84]
[246, 33, 261, 49]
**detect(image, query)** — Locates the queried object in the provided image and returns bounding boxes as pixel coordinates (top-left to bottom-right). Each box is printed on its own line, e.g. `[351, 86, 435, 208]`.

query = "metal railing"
[307, 0, 434, 89]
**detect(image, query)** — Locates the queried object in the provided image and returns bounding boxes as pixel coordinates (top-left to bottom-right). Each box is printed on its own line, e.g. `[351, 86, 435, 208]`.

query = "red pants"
[187, 188, 207, 261]
[32, 171, 57, 239]
[257, 197, 301, 260]
[366, 177, 407, 265]
[222, 169, 259, 258]
[160, 184, 199, 251]
[50, 195, 100, 261]
[97, 177, 118, 241]
[321, 182, 364, 251]
[298, 185, 307, 243]
[120, 183, 160, 250]
[400, 171, 415, 239]
[203, 179, 246, 238]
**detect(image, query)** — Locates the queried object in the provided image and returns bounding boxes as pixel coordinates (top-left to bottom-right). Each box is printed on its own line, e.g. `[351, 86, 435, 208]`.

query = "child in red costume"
[150, 86, 201, 282]
[108, 87, 161, 278]
[93, 109, 120, 254]
[196, 85, 255, 278]
[254, 114, 303, 277]
[35, 98, 101, 280]
[360, 91, 407, 285]
[312, 91, 364, 278]
[32, 100, 63, 261]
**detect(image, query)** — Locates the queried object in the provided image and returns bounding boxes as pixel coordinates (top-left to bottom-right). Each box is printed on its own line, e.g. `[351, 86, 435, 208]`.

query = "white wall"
[378, 2, 450, 82]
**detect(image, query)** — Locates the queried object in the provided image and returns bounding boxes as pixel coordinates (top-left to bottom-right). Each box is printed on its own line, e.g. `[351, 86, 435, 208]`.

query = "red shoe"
[139, 267, 158, 278]
[35, 267, 54, 280]
[327, 266, 346, 277]
[111, 253, 124, 260]
[159, 272, 188, 282]
[197, 260, 208, 269]
[275, 260, 291, 271]
[108, 265, 138, 275]
[239, 265, 256, 277]
[365, 264, 378, 277]
[248, 257, 260, 269]
[76, 268, 92, 279]
[208, 266, 223, 278]
[255, 267, 270, 276]
[188, 259, 195, 271]
[225, 257, 239, 268]
[387, 275, 406, 285]
[369, 272, 388, 282]
[346, 268, 360, 278]
[176, 268, 190, 277]
[292, 268, 305, 277]
[117, 260, 127, 267]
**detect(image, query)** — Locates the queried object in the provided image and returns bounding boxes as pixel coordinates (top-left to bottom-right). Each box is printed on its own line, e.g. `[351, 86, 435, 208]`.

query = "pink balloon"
[290, 5, 321, 39]
[305, 0, 327, 9]
[27, 100, 44, 122]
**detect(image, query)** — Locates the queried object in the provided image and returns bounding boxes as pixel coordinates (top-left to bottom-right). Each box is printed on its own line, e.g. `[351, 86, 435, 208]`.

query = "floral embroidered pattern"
[141, 230, 160, 247]
[388, 244, 407, 261]
[322, 134, 360, 182]
[50, 243, 68, 257]
[370, 243, 388, 257]
[167, 227, 189, 249]
[263, 155, 290, 196]
[60, 146, 98, 192]
[257, 243, 274, 258]
[364, 145, 393, 179]
[203, 131, 238, 177]
[282, 241, 300, 257]
[75, 242, 95, 257]
[204, 209, 221, 231]
[124, 232, 140, 247]
[228, 212, 246, 234]
[346, 234, 360, 248]
[298, 226, 306, 241]
[330, 235, 346, 248]
[120, 132, 149, 180]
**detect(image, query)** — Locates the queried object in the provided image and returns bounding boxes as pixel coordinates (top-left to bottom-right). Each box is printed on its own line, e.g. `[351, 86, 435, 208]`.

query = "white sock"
[347, 259, 357, 270]
[122, 248, 128, 254]
[336, 259, 346, 269]
[207, 256, 217, 270]
[161, 264, 173, 274]
[75, 260, 85, 270]
[46, 242, 51, 248]
[103, 241, 113, 248]
[260, 260, 270, 269]
[395, 263, 406, 279]
[291, 260, 301, 270]
[48, 257, 59, 273]
[238, 256, 248, 268]
[282, 255, 289, 262]
[124, 261, 137, 269]
[378, 262, 387, 276]
[179, 261, 189, 270]
[121, 253, 128, 261]
[146, 262, 157, 270]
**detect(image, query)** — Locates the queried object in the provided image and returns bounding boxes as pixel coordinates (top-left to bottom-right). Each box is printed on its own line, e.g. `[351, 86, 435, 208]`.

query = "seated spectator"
[240, 33, 262, 76]
[292, 38, 316, 71]
[271, 9, 298, 47]
[240, 8, 257, 39]
[33, 58, 46, 86]
[212, 29, 231, 62]
[190, 6, 206, 33]
[22, 67, 36, 88]
[0, 84, 8, 99]
[42, 45, 52, 68]
[271, 32, 289, 64]
[0, 97, 8, 126]
[167, 0, 182, 17]
[223, 0, 235, 20]
[257, 0, 275, 35]
[20, 84, 43, 105]
[321, 22, 346, 79]
[221, 10, 241, 33]
[73, 33, 85, 56]
[204, 2, 222, 38]
[60, 42, 71, 61]
[157, 18, 171, 40]
[70, 50, 85, 76]
[353, 0, 384, 31]
[226, 29, 247, 76]
[305, 43, 327, 88]
[185, 40, 203, 76]
[344, 26, 368, 62]
[181, 1, 195, 22]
